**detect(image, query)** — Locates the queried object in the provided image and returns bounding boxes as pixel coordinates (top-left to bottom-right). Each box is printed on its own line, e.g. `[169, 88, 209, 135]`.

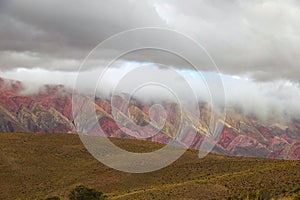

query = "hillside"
[1, 77, 300, 160]
[1, 132, 300, 199]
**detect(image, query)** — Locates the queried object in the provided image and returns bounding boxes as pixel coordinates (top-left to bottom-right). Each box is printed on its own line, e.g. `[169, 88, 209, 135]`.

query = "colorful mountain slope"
[0, 77, 300, 159]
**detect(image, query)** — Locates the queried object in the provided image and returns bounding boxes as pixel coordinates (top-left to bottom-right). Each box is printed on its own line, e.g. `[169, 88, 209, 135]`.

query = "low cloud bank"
[1, 62, 300, 121]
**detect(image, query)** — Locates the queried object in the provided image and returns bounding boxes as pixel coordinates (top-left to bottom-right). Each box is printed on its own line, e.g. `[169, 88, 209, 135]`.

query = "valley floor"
[0, 132, 300, 199]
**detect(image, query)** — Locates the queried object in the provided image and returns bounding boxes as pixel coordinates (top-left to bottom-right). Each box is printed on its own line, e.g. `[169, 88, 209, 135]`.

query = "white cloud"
[1, 61, 300, 121]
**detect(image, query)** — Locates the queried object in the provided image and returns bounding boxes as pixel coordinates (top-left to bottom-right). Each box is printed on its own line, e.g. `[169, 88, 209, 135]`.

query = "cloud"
[1, 62, 300, 121]
[0, 0, 299, 82]
[0, 0, 165, 70]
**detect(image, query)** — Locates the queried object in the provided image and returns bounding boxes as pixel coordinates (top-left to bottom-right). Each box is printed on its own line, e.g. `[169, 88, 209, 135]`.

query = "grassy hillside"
[1, 133, 300, 199]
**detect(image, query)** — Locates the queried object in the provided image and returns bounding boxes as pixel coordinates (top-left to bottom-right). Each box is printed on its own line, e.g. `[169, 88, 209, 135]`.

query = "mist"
[1, 61, 300, 121]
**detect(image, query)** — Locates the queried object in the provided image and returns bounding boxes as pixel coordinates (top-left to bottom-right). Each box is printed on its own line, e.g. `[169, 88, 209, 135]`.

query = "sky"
[0, 0, 300, 120]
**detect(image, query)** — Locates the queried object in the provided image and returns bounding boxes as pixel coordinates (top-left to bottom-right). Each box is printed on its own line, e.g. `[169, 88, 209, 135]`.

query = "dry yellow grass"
[0, 132, 300, 199]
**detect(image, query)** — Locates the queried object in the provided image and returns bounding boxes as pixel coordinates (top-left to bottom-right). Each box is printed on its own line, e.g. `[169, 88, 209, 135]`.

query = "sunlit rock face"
[1, 77, 300, 160]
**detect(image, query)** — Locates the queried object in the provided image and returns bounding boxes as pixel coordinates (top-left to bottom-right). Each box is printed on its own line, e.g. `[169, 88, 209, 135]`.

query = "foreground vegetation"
[0, 132, 300, 199]
[45, 184, 107, 200]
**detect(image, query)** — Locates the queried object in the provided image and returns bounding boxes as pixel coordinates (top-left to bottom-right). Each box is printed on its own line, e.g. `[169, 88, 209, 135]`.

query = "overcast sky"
[0, 0, 300, 81]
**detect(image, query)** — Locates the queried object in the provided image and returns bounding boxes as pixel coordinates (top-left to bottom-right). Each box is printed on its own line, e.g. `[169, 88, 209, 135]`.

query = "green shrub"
[293, 194, 300, 200]
[227, 196, 240, 200]
[44, 196, 60, 200]
[69, 184, 107, 200]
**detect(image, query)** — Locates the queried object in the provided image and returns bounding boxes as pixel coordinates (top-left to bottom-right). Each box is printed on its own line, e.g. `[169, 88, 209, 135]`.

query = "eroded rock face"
[1, 77, 300, 159]
[0, 78, 75, 133]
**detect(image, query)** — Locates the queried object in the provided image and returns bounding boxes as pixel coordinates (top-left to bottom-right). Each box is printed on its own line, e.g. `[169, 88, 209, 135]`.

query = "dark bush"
[68, 184, 107, 200]
[44, 196, 60, 200]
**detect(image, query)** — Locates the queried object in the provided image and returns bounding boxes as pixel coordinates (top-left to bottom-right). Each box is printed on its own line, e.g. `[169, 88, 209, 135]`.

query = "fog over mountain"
[1, 63, 300, 121]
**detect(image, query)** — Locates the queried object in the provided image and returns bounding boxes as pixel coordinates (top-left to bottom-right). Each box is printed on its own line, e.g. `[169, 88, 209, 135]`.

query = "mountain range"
[0, 77, 300, 160]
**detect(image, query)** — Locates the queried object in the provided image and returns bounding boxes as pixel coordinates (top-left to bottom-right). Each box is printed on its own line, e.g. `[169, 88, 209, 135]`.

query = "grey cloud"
[0, 0, 165, 64]
[150, 0, 300, 81]
[0, 0, 300, 82]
